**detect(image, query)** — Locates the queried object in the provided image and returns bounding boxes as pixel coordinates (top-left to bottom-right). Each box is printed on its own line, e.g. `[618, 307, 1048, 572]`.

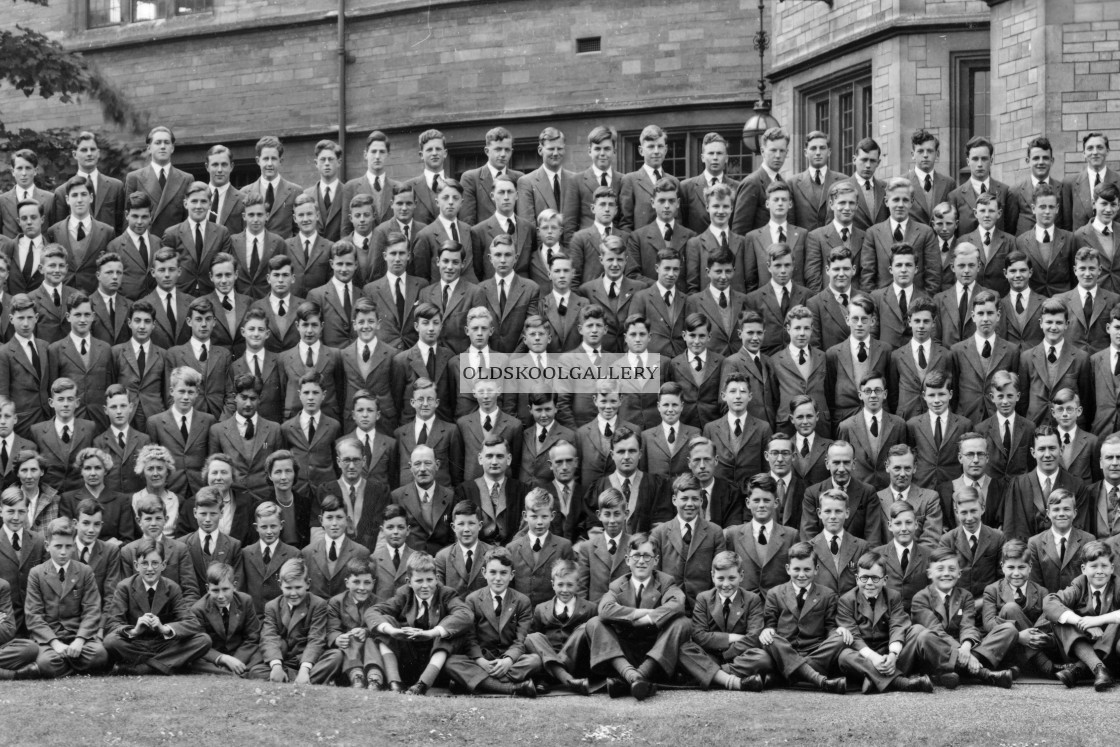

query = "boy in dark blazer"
[163, 296, 230, 419]
[906, 370, 971, 489]
[434, 501, 493, 599]
[809, 489, 870, 597]
[46, 292, 113, 430]
[32, 378, 97, 494]
[1026, 488, 1096, 594]
[1043, 539, 1120, 689]
[118, 495, 199, 603]
[71, 497, 124, 624]
[982, 538, 1059, 677]
[624, 179, 693, 284]
[837, 372, 906, 490]
[232, 195, 285, 300]
[304, 241, 360, 349]
[241, 502, 300, 615]
[281, 372, 342, 496]
[339, 302, 398, 434]
[371, 506, 413, 603]
[0, 293, 50, 436]
[203, 251, 251, 356]
[668, 313, 724, 428]
[145, 366, 214, 498]
[254, 557, 343, 685]
[209, 373, 283, 504]
[301, 496, 370, 601]
[576, 488, 631, 603]
[189, 561, 263, 677]
[140, 248, 194, 351]
[0, 489, 47, 633]
[123, 126, 193, 238]
[159, 182, 234, 297]
[939, 486, 1005, 600]
[524, 558, 596, 694]
[112, 302, 167, 432]
[873, 500, 931, 611]
[248, 255, 304, 354]
[326, 557, 384, 688]
[506, 490, 575, 607]
[650, 473, 725, 604]
[723, 474, 798, 594]
[225, 308, 283, 422]
[180, 488, 244, 593]
[974, 371, 1035, 483]
[639, 383, 699, 480]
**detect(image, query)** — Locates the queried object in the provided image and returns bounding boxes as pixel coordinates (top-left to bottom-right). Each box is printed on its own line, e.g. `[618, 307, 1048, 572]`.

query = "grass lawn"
[8, 675, 1120, 746]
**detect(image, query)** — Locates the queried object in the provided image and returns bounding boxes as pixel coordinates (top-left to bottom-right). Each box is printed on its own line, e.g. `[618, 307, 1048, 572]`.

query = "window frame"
[799, 64, 874, 173]
[951, 52, 992, 181]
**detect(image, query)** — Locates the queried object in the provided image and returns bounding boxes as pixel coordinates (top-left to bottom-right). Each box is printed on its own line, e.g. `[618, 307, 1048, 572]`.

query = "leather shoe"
[605, 677, 629, 699]
[986, 668, 1014, 689]
[1057, 662, 1090, 689]
[934, 672, 960, 690]
[630, 676, 656, 701]
[820, 676, 847, 695]
[405, 682, 428, 696]
[349, 670, 366, 688]
[740, 674, 764, 693]
[1094, 664, 1115, 692]
[567, 678, 591, 696]
[513, 681, 538, 698]
[892, 675, 933, 693]
[388, 681, 403, 693]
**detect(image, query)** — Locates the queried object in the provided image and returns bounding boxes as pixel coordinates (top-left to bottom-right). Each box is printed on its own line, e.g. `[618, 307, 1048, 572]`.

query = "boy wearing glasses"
[837, 372, 906, 491]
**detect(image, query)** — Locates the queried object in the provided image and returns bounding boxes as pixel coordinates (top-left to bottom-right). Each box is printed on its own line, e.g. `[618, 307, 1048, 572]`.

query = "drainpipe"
[337, 0, 348, 179]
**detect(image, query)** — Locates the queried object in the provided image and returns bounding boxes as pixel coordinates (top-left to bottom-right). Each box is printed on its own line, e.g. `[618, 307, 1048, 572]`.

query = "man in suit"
[999, 251, 1047, 351]
[619, 124, 676, 233]
[1073, 183, 1120, 294]
[225, 308, 283, 422]
[1, 150, 55, 241]
[203, 144, 245, 237]
[789, 130, 844, 233]
[89, 253, 132, 347]
[686, 249, 748, 357]
[744, 181, 808, 289]
[391, 444, 455, 554]
[787, 399, 834, 493]
[807, 489, 870, 597]
[836, 373, 906, 491]
[0, 294, 50, 436]
[50, 132, 125, 233]
[683, 186, 751, 297]
[142, 248, 194, 351]
[538, 438, 589, 541]
[731, 126, 789, 236]
[679, 133, 742, 234]
[460, 127, 524, 227]
[630, 250, 687, 358]
[1002, 425, 1090, 541]
[582, 428, 672, 535]
[241, 136, 301, 239]
[304, 242, 360, 350]
[846, 137, 890, 232]
[767, 307, 830, 434]
[1015, 183, 1078, 297]
[948, 136, 1012, 237]
[232, 194, 285, 301]
[471, 176, 534, 281]
[364, 234, 431, 352]
[724, 473, 799, 594]
[887, 297, 946, 421]
[1019, 298, 1093, 427]
[417, 240, 484, 355]
[624, 179, 694, 284]
[46, 176, 112, 295]
[163, 297, 230, 419]
[478, 235, 540, 353]
[799, 441, 885, 546]
[276, 300, 345, 422]
[201, 253, 250, 356]
[144, 366, 214, 498]
[876, 445, 944, 549]
[110, 193, 157, 302]
[805, 184, 866, 294]
[393, 373, 462, 488]
[577, 239, 642, 353]
[284, 195, 333, 298]
[807, 247, 855, 352]
[516, 127, 574, 232]
[304, 140, 343, 242]
[1062, 131, 1120, 232]
[28, 246, 77, 345]
[5, 198, 46, 298]
[1056, 246, 1120, 354]
[533, 253, 587, 354]
[862, 177, 941, 295]
[907, 129, 958, 227]
[700, 373, 772, 494]
[46, 293, 114, 430]
[1008, 137, 1063, 235]
[563, 125, 622, 240]
[123, 126, 192, 239]
[906, 369, 972, 489]
[639, 382, 699, 480]
[341, 131, 400, 239]
[958, 195, 1015, 298]
[745, 244, 813, 355]
[32, 379, 97, 495]
[209, 373, 283, 503]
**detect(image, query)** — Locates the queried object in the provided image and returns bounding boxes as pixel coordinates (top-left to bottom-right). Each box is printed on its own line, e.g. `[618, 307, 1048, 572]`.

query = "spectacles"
[860, 388, 885, 396]
[960, 451, 987, 461]
[339, 457, 364, 464]
[857, 574, 884, 583]
[767, 450, 793, 457]
[136, 561, 164, 569]
[629, 553, 656, 562]
[1052, 406, 1080, 414]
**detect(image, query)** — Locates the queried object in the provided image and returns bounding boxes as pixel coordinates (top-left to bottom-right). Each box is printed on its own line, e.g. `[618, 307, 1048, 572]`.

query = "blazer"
[998, 288, 1047, 351]
[164, 341, 230, 418]
[806, 289, 850, 352]
[788, 168, 845, 233]
[617, 167, 674, 232]
[667, 350, 724, 427]
[845, 175, 890, 232]
[529, 595, 597, 650]
[639, 422, 700, 480]
[301, 535, 368, 600]
[568, 224, 629, 287]
[191, 590, 261, 664]
[89, 291, 132, 347]
[51, 175, 125, 234]
[365, 584, 472, 640]
[1055, 285, 1120, 354]
[209, 185, 246, 237]
[597, 570, 687, 636]
[762, 580, 838, 651]
[31, 418, 97, 494]
[75, 537, 123, 621]
[1043, 574, 1120, 655]
[837, 410, 907, 490]
[1001, 469, 1088, 541]
[702, 415, 772, 494]
[1062, 168, 1120, 232]
[724, 522, 798, 594]
[720, 349, 780, 430]
[160, 220, 234, 296]
[207, 415, 284, 500]
[1074, 223, 1120, 293]
[624, 221, 695, 283]
[260, 592, 331, 667]
[460, 586, 534, 662]
[199, 290, 250, 355]
[394, 417, 462, 488]
[118, 536, 200, 604]
[745, 224, 808, 288]
[576, 530, 631, 602]
[876, 485, 943, 549]
[677, 173, 741, 234]
[809, 531, 869, 597]
[805, 223, 867, 294]
[745, 282, 813, 355]
[907, 169, 958, 226]
[28, 283, 77, 344]
[517, 165, 575, 227]
[471, 213, 535, 281]
[338, 340, 398, 432]
[435, 540, 494, 599]
[24, 560, 102, 644]
[1014, 229, 1077, 297]
[1007, 177, 1062, 235]
[1027, 527, 1096, 593]
[478, 273, 540, 353]
[455, 478, 530, 547]
[0, 335, 50, 432]
[417, 279, 486, 355]
[370, 543, 413, 603]
[178, 488, 256, 546]
[982, 577, 1046, 632]
[181, 530, 245, 591]
[141, 288, 194, 351]
[939, 469, 1013, 531]
[302, 182, 342, 242]
[459, 166, 526, 227]
[690, 585, 763, 660]
[684, 287, 749, 358]
[836, 586, 910, 655]
[456, 410, 523, 483]
[960, 228, 1014, 297]
[108, 232, 157, 301]
[391, 482, 455, 554]
[906, 412, 971, 488]
[340, 174, 401, 239]
[911, 583, 981, 645]
[507, 532, 576, 606]
[302, 282, 356, 349]
[123, 164, 192, 238]
[938, 524, 1005, 599]
[800, 477, 884, 546]
[1, 187, 54, 238]
[106, 575, 200, 640]
[824, 339, 890, 424]
[243, 177, 302, 238]
[0, 528, 46, 629]
[791, 435, 834, 489]
[730, 168, 778, 236]
[1018, 341, 1092, 427]
[870, 284, 930, 349]
[145, 408, 215, 497]
[61, 487, 136, 545]
[683, 228, 751, 295]
[284, 234, 333, 298]
[863, 219, 941, 295]
[576, 277, 643, 353]
[562, 167, 624, 238]
[231, 231, 286, 300]
[932, 284, 992, 349]
[277, 344, 344, 422]
[949, 179, 1012, 236]
[92, 427, 150, 497]
[769, 345, 830, 432]
[950, 335, 1020, 424]
[649, 517, 725, 600]
[888, 341, 949, 420]
[364, 274, 430, 351]
[583, 473, 672, 536]
[536, 291, 589, 354]
[47, 217, 113, 293]
[241, 540, 300, 615]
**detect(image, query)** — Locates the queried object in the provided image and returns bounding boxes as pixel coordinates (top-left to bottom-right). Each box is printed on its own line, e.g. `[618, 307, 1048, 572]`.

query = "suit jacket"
[684, 288, 748, 357]
[28, 283, 77, 344]
[668, 351, 724, 427]
[1043, 573, 1120, 655]
[277, 344, 344, 421]
[939, 524, 1005, 599]
[562, 167, 623, 239]
[762, 580, 838, 651]
[1074, 223, 1120, 293]
[683, 228, 752, 295]
[907, 169, 958, 226]
[569, 224, 630, 287]
[911, 583, 981, 644]
[89, 291, 132, 347]
[51, 176, 126, 234]
[164, 341, 230, 418]
[208, 185, 245, 236]
[61, 486, 136, 545]
[1002, 469, 1088, 541]
[281, 414, 342, 493]
[701, 415, 772, 494]
[479, 274, 540, 353]
[457, 410, 523, 483]
[1027, 526, 1096, 593]
[507, 532, 575, 606]
[888, 341, 949, 420]
[417, 279, 486, 355]
[47, 218, 113, 294]
[836, 586, 911, 655]
[160, 220, 234, 296]
[141, 288, 194, 351]
[806, 289, 850, 352]
[805, 223, 867, 294]
[1091, 347, 1120, 438]
[455, 478, 530, 547]
[471, 213, 535, 280]
[872, 541, 931, 610]
[370, 543, 413, 603]
[0, 529, 47, 629]
[191, 590, 261, 663]
[107, 575, 200, 641]
[624, 221, 695, 283]
[394, 417, 462, 488]
[577, 530, 631, 603]
[745, 224, 808, 288]
[576, 278, 642, 353]
[1014, 229, 1077, 297]
[876, 486, 944, 550]
[364, 274, 430, 351]
[459, 166, 525, 227]
[391, 482, 455, 554]
[1055, 285, 1120, 354]
[950, 336, 1020, 424]
[242, 540, 300, 615]
[639, 422, 700, 480]
[730, 168, 777, 236]
[75, 537, 123, 621]
[649, 517, 725, 600]
[338, 340, 398, 432]
[302, 182, 342, 241]
[809, 531, 869, 596]
[517, 165, 575, 227]
[124, 165, 192, 239]
[224, 349, 283, 423]
[800, 477, 884, 546]
[1062, 168, 1120, 232]
[1007, 177, 1062, 235]
[870, 284, 930, 349]
[118, 536, 200, 604]
[583, 473, 672, 536]
[787, 168, 845, 233]
[837, 411, 906, 490]
[340, 174, 401, 239]
[301, 535, 368, 600]
[617, 167, 674, 232]
[960, 228, 1014, 297]
[1018, 341, 1093, 427]
[243, 177, 302, 239]
[949, 179, 1012, 236]
[677, 174, 741, 233]
[791, 435, 834, 489]
[31, 418, 97, 494]
[982, 577, 1046, 632]
[231, 231, 286, 300]
[260, 592, 330, 666]
[109, 232, 157, 301]
[933, 284, 991, 349]
[863, 219, 941, 295]
[461, 586, 534, 662]
[1, 187, 54, 238]
[434, 540, 494, 599]
[145, 407, 216, 498]
[998, 288, 1047, 351]
[24, 560, 102, 643]
[200, 290, 251, 355]
[825, 339, 890, 424]
[769, 344, 830, 432]
[304, 282, 357, 349]
[906, 412, 971, 488]
[365, 584, 472, 641]
[725, 522, 798, 594]
[745, 283, 813, 355]
[182, 530, 244, 591]
[0, 335, 50, 432]
[207, 415, 283, 501]
[92, 427, 150, 497]
[284, 234, 333, 298]
[632, 284, 692, 357]
[598, 571, 687, 636]
[720, 349, 780, 430]
[529, 595, 597, 651]
[845, 175, 890, 233]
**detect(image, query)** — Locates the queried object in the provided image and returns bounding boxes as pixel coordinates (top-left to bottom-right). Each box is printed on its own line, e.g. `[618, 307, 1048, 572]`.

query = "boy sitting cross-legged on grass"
[1044, 539, 1120, 691]
[255, 557, 343, 685]
[982, 538, 1061, 679]
[366, 550, 472, 694]
[523, 558, 597, 695]
[188, 560, 262, 678]
[327, 556, 386, 689]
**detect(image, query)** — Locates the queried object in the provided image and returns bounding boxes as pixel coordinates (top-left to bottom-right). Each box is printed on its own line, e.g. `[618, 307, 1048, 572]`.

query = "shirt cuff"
[1059, 611, 1078, 625]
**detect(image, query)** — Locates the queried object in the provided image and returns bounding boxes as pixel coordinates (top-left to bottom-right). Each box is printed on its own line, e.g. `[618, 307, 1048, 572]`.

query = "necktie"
[218, 294, 232, 314]
[801, 438, 810, 457]
[323, 186, 332, 213]
[777, 479, 786, 514]
[857, 341, 867, 363]
[304, 346, 315, 369]
[252, 354, 262, 379]
[552, 174, 561, 208]
[719, 291, 728, 309]
[1095, 591, 1103, 616]
[244, 418, 255, 440]
[62, 425, 71, 444]
[608, 282, 617, 300]
[840, 227, 850, 243]
[395, 278, 405, 321]
[137, 235, 149, 269]
[0, 441, 7, 474]
[165, 292, 176, 330]
[221, 606, 230, 635]
[450, 222, 459, 243]
[417, 423, 428, 445]
[504, 217, 515, 236]
[329, 541, 338, 562]
[870, 415, 878, 437]
[958, 286, 969, 337]
[263, 546, 272, 566]
[360, 436, 372, 467]
[694, 355, 703, 372]
[194, 223, 204, 259]
[917, 344, 927, 369]
[425, 346, 435, 380]
[558, 296, 567, 316]
[204, 534, 212, 555]
[830, 535, 839, 555]
[483, 414, 492, 432]
[180, 415, 189, 441]
[118, 431, 126, 450]
[898, 289, 907, 320]
[370, 175, 381, 193]
[1003, 420, 1012, 451]
[52, 287, 61, 307]
[1042, 230, 1051, 244]
[417, 601, 429, 629]
[1048, 346, 1057, 364]
[265, 182, 275, 211]
[653, 169, 663, 182]
[813, 169, 822, 186]
[343, 283, 352, 321]
[592, 349, 602, 368]
[199, 343, 207, 362]
[667, 426, 675, 444]
[943, 595, 951, 624]
[933, 416, 942, 448]
[1044, 476, 1053, 500]
[620, 476, 630, 501]
[796, 587, 806, 610]
[303, 239, 311, 262]
[308, 417, 316, 442]
[780, 286, 790, 317]
[499, 279, 507, 315]
[76, 222, 86, 242]
[608, 538, 617, 555]
[403, 223, 410, 241]
[441, 281, 451, 309]
[778, 226, 786, 244]
[1059, 536, 1066, 562]
[1015, 292, 1024, 314]
[562, 484, 571, 512]
[901, 547, 910, 573]
[864, 180, 873, 192]
[798, 349, 807, 366]
[1015, 586, 1025, 606]
[391, 547, 401, 570]
[969, 534, 978, 555]
[683, 523, 693, 547]
[537, 426, 547, 445]
[1106, 226, 1113, 237]
[979, 183, 987, 194]
[1085, 292, 1094, 326]
[278, 298, 286, 317]
[942, 240, 951, 255]
[893, 222, 904, 242]
[982, 340, 992, 359]
[158, 169, 167, 190]
[147, 587, 156, 608]
[11, 533, 19, 552]
[840, 293, 849, 308]
[924, 174, 932, 192]
[494, 595, 503, 618]
[80, 546, 89, 564]
[532, 536, 542, 552]
[664, 224, 673, 242]
[600, 172, 609, 188]
[58, 566, 65, 583]
[984, 231, 991, 246]
[211, 188, 219, 215]
[758, 526, 767, 545]
[80, 338, 87, 358]
[734, 418, 743, 438]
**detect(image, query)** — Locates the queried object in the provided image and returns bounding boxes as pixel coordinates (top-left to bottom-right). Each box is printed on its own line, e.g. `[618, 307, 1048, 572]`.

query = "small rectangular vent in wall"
[577, 37, 602, 54]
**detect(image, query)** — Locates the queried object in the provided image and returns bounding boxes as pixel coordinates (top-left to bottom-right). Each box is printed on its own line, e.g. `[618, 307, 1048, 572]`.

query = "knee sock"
[612, 657, 639, 683]
[637, 658, 660, 681]
[1072, 640, 1104, 670]
[475, 676, 516, 695]
[379, 646, 401, 685]
[545, 662, 574, 685]
[419, 651, 449, 688]
[712, 670, 741, 690]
